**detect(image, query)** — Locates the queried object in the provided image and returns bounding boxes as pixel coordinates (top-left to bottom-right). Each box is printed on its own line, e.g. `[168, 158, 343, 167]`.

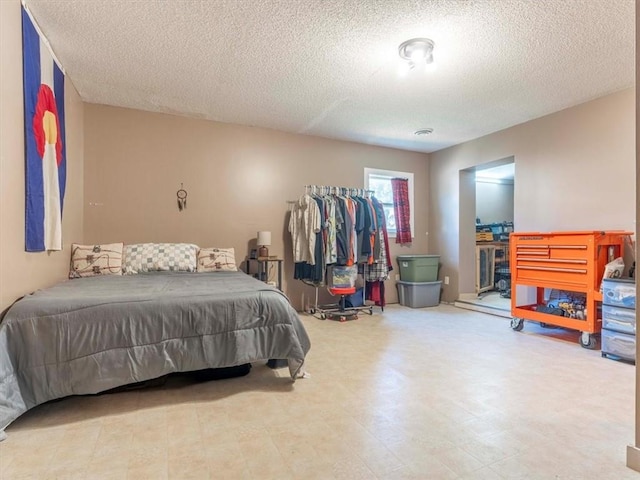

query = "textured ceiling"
[24, 0, 635, 153]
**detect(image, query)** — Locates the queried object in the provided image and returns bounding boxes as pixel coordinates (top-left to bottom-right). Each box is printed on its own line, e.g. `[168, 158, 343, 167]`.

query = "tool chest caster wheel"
[510, 318, 524, 331]
[579, 332, 597, 349]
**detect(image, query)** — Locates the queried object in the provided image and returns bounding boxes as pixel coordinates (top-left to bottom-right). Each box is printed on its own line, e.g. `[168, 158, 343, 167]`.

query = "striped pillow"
[196, 247, 238, 272]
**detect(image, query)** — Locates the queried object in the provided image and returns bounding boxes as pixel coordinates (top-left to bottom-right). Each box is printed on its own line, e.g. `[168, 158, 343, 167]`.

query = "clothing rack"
[308, 185, 373, 319]
[304, 185, 374, 197]
[289, 184, 390, 319]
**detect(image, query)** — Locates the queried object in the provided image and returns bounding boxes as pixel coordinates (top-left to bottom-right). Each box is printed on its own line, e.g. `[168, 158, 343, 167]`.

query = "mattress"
[0, 271, 310, 434]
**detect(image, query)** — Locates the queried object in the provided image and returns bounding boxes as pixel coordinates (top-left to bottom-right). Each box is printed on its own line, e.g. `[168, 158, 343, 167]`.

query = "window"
[364, 167, 415, 238]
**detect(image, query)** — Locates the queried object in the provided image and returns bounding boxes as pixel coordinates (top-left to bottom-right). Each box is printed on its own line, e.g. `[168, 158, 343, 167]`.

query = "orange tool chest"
[509, 230, 633, 348]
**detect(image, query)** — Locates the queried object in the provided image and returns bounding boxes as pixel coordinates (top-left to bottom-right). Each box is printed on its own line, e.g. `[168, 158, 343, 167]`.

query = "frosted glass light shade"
[257, 231, 271, 246]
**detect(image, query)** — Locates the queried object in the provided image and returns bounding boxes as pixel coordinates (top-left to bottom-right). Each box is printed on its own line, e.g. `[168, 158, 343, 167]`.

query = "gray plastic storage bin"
[397, 255, 439, 282]
[602, 329, 636, 362]
[397, 280, 442, 308]
[602, 278, 636, 309]
[602, 304, 636, 335]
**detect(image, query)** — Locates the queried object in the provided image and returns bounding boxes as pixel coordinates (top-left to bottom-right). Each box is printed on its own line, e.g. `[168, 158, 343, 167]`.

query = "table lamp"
[257, 231, 271, 258]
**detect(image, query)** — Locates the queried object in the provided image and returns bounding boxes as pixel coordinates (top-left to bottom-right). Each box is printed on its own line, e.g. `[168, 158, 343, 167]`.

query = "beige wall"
[430, 88, 635, 302]
[0, 0, 84, 311]
[83, 104, 430, 309]
[476, 181, 514, 224]
[630, 0, 639, 471]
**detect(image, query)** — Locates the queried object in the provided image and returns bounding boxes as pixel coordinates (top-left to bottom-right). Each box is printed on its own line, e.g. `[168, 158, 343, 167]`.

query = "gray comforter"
[0, 271, 310, 433]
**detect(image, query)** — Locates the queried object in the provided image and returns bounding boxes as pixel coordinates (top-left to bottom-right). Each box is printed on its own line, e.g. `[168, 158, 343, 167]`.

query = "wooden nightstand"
[244, 258, 283, 291]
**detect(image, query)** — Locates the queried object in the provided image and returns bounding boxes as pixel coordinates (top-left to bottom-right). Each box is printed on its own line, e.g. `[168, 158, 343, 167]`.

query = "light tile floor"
[455, 292, 511, 318]
[1, 304, 637, 479]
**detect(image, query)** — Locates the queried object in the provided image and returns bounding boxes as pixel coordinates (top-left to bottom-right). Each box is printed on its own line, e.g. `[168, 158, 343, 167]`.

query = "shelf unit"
[475, 245, 496, 294]
[509, 230, 633, 348]
[244, 258, 283, 291]
[476, 241, 510, 294]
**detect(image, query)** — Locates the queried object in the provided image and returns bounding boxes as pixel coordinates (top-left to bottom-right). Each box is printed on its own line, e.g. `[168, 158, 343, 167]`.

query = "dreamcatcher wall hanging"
[176, 183, 188, 211]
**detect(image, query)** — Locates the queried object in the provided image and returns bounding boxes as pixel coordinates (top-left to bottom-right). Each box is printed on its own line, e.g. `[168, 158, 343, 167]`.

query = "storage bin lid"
[602, 277, 635, 285]
[397, 255, 440, 260]
[396, 280, 442, 286]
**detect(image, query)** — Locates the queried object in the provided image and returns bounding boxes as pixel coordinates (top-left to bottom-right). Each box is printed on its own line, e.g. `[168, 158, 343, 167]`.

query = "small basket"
[330, 265, 357, 289]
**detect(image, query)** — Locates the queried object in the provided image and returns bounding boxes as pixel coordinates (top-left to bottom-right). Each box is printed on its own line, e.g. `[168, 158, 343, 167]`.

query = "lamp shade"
[257, 231, 271, 246]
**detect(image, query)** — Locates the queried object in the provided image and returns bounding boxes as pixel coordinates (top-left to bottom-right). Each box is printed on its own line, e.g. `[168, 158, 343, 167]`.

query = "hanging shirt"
[366, 197, 379, 263]
[288, 194, 321, 264]
[326, 197, 337, 264]
[312, 196, 327, 281]
[335, 196, 349, 265]
[365, 197, 391, 282]
[345, 197, 358, 266]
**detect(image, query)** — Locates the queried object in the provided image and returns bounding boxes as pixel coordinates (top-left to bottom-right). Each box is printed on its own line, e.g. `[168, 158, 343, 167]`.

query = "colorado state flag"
[22, 6, 66, 252]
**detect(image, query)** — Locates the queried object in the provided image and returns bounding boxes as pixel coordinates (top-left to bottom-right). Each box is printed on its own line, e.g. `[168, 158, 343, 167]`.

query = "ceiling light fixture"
[398, 38, 435, 68]
[414, 128, 434, 136]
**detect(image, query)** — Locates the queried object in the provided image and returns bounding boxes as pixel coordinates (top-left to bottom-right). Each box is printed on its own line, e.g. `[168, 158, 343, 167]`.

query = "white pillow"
[197, 247, 238, 272]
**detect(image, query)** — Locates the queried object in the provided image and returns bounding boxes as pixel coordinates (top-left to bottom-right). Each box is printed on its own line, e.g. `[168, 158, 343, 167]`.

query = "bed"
[0, 270, 310, 436]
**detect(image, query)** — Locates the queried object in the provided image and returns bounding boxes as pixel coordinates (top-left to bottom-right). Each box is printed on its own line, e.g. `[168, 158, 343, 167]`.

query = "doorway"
[455, 157, 514, 317]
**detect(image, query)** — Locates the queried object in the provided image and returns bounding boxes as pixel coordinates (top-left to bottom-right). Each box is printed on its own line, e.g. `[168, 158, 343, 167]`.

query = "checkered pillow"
[122, 243, 155, 274]
[122, 243, 198, 274]
[69, 243, 124, 278]
[197, 247, 238, 272]
[153, 243, 198, 272]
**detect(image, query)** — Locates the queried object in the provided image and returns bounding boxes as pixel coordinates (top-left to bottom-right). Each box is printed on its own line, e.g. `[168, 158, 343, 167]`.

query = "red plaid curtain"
[391, 178, 412, 245]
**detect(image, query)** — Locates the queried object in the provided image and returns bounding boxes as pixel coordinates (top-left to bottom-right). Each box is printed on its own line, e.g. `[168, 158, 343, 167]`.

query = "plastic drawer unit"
[601, 277, 636, 363]
[601, 329, 636, 362]
[602, 278, 636, 309]
[602, 304, 636, 335]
